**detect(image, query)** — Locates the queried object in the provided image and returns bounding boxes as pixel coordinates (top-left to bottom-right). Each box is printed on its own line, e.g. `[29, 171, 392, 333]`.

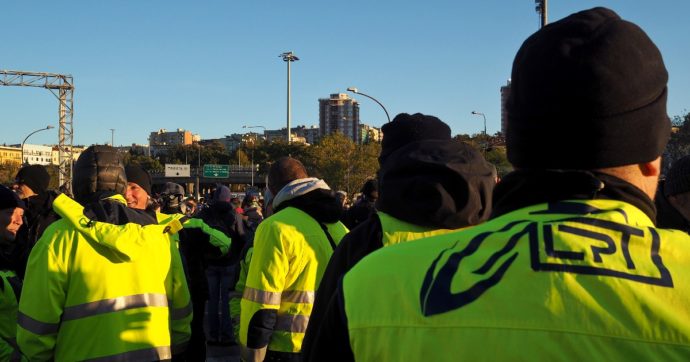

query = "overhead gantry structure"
[1, 70, 74, 191]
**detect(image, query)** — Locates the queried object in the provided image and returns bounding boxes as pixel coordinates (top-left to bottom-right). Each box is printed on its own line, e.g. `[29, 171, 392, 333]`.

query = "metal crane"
[1, 70, 75, 192]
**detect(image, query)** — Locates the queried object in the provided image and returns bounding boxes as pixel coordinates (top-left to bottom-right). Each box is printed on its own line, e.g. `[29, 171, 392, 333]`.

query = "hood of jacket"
[273, 177, 329, 208]
[52, 193, 161, 262]
[273, 178, 343, 224]
[377, 139, 495, 229]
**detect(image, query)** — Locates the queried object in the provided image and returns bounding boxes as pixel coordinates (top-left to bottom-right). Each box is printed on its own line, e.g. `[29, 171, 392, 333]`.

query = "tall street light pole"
[471, 111, 487, 155]
[196, 144, 201, 201]
[110, 128, 115, 147]
[22, 125, 54, 165]
[347, 87, 391, 123]
[280, 51, 299, 144]
[536, 0, 548, 28]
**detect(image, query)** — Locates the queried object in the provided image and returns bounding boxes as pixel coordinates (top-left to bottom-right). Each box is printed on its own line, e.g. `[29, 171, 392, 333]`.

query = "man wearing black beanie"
[13, 164, 60, 271]
[304, 113, 496, 360]
[0, 185, 25, 360]
[124, 164, 153, 211]
[309, 8, 690, 361]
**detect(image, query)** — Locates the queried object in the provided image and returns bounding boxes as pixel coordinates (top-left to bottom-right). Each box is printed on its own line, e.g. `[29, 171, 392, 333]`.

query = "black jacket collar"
[492, 170, 656, 221]
[275, 189, 343, 224]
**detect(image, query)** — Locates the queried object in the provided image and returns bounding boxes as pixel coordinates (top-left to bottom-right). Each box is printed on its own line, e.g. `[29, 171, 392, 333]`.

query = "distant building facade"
[319, 93, 360, 143]
[264, 129, 287, 143]
[149, 128, 197, 156]
[359, 124, 382, 144]
[293, 125, 320, 145]
[0, 145, 21, 165]
[51, 145, 85, 166]
[500, 79, 511, 135]
[17, 144, 53, 165]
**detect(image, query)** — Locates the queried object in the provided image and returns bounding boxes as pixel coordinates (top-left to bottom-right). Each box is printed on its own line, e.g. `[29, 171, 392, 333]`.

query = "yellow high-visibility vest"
[0, 270, 21, 361]
[377, 211, 460, 247]
[17, 194, 192, 361]
[240, 206, 348, 358]
[345, 199, 690, 361]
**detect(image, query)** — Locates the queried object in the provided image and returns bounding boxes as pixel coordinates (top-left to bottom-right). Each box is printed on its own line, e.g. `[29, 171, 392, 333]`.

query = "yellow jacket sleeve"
[17, 224, 69, 361]
[0, 272, 21, 361]
[168, 237, 193, 353]
[240, 221, 289, 348]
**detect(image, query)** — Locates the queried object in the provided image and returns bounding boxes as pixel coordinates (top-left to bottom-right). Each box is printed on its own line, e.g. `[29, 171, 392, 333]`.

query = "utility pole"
[280, 52, 299, 144]
[536, 0, 548, 28]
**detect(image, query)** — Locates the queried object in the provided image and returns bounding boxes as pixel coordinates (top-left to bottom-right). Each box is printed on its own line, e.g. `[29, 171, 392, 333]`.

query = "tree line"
[5, 111, 690, 194]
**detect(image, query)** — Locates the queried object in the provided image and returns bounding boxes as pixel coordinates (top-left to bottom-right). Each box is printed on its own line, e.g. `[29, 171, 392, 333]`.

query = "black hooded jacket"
[13, 191, 61, 278]
[198, 202, 246, 267]
[302, 140, 495, 360]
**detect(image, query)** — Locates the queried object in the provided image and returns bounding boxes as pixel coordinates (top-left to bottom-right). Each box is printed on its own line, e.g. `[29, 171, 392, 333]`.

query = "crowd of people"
[1, 6, 690, 361]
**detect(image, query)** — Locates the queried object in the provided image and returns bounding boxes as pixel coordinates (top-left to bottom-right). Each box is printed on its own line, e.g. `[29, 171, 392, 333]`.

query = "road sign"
[165, 164, 190, 177]
[203, 164, 230, 178]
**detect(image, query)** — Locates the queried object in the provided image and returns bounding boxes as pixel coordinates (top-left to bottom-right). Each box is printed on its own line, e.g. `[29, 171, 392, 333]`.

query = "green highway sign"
[203, 164, 230, 178]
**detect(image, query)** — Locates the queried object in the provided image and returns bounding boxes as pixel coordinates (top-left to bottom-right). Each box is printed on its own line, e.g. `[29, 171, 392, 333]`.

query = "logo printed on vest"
[420, 221, 531, 317]
[532, 217, 673, 287]
[419, 202, 674, 317]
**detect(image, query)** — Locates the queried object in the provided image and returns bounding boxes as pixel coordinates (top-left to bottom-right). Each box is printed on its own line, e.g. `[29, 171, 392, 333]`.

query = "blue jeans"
[206, 265, 234, 341]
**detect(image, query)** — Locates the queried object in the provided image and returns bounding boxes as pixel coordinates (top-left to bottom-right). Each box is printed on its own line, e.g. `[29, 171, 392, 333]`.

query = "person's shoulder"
[347, 224, 471, 279]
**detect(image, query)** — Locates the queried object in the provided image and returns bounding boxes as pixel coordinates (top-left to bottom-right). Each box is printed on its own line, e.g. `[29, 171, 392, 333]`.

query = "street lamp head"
[347, 87, 359, 93]
[471, 111, 479, 115]
[280, 51, 299, 62]
[46, 125, 55, 129]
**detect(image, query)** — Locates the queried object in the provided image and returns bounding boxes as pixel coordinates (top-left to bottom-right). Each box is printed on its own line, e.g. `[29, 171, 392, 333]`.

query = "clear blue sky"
[2, 0, 689, 147]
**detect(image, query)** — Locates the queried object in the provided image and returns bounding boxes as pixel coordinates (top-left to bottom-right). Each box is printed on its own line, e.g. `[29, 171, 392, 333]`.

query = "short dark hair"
[268, 157, 308, 195]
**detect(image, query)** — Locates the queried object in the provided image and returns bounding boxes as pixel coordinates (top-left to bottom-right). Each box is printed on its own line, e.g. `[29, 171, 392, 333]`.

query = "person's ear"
[639, 157, 661, 177]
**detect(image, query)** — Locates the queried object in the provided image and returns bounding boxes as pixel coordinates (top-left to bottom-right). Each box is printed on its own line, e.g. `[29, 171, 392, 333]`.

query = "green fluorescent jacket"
[17, 194, 192, 361]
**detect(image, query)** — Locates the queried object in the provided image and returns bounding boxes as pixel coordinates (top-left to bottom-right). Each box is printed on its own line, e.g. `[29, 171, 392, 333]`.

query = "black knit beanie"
[507, 7, 670, 169]
[665, 156, 690, 197]
[15, 164, 50, 194]
[379, 113, 451, 165]
[0, 185, 24, 210]
[125, 165, 152, 195]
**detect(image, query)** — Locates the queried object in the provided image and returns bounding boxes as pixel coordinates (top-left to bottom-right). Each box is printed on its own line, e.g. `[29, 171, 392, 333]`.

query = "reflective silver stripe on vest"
[170, 301, 193, 320]
[243, 287, 281, 305]
[62, 293, 169, 322]
[17, 311, 60, 335]
[243, 287, 314, 305]
[274, 314, 309, 333]
[282, 290, 314, 304]
[84, 346, 171, 362]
